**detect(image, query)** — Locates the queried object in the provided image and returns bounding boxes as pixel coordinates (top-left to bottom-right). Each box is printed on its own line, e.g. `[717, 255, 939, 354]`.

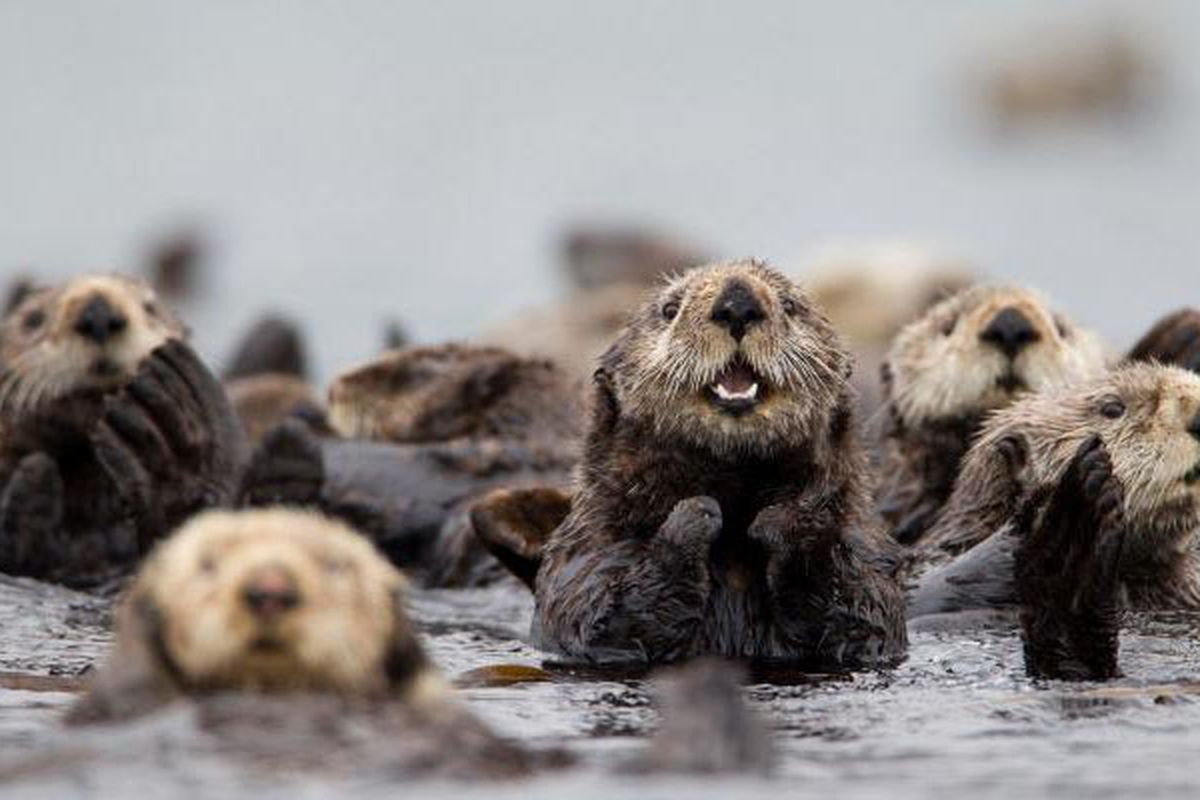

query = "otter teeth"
[714, 382, 759, 402]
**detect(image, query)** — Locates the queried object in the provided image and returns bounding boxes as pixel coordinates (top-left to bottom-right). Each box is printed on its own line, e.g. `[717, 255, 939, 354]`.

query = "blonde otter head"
[970, 364, 1200, 549]
[122, 509, 432, 697]
[0, 274, 185, 421]
[884, 285, 1106, 428]
[602, 259, 852, 456]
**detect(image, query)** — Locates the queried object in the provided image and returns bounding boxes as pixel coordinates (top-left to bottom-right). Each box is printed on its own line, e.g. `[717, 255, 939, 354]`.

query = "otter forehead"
[602, 259, 851, 456]
[886, 284, 1106, 426]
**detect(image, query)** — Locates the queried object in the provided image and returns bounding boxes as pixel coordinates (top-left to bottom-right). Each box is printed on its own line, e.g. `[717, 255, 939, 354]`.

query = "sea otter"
[909, 363, 1200, 679]
[238, 344, 582, 587]
[0, 274, 246, 587]
[65, 508, 547, 778]
[518, 259, 906, 666]
[877, 285, 1107, 544]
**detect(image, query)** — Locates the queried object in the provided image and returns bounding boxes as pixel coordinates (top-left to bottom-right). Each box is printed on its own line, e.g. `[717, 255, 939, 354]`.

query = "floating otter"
[909, 364, 1200, 678]
[878, 285, 1106, 544]
[66, 508, 547, 778]
[513, 259, 905, 665]
[240, 344, 581, 587]
[226, 373, 328, 447]
[0, 275, 246, 587]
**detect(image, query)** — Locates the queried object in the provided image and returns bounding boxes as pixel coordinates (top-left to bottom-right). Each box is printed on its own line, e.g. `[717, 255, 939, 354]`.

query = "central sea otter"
[521, 259, 906, 666]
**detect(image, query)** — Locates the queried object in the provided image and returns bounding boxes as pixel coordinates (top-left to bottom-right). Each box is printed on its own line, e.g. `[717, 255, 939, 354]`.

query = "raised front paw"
[0, 453, 64, 575]
[1016, 435, 1126, 681]
[238, 419, 325, 508]
[91, 341, 248, 549]
[657, 496, 722, 553]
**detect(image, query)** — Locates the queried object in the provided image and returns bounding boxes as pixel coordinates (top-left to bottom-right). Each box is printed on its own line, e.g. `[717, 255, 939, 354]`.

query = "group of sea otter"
[2, 253, 1199, 778]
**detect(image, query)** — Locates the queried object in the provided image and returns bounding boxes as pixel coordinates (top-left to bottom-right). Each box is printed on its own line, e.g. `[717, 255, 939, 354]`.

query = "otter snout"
[74, 295, 128, 344]
[979, 306, 1039, 359]
[241, 563, 302, 619]
[710, 280, 765, 342]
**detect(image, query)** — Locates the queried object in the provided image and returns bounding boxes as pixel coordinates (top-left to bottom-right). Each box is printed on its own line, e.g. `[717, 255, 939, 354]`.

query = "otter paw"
[1017, 435, 1126, 681]
[238, 419, 325, 508]
[0, 453, 65, 575]
[657, 496, 722, 551]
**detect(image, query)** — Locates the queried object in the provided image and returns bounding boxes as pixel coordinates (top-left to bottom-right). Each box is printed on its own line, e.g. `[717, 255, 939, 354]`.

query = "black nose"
[242, 564, 301, 618]
[710, 280, 765, 342]
[979, 307, 1040, 359]
[73, 295, 128, 344]
[1189, 412, 1200, 442]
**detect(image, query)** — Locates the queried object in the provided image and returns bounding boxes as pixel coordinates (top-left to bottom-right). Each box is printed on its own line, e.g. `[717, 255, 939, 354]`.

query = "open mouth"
[704, 358, 766, 415]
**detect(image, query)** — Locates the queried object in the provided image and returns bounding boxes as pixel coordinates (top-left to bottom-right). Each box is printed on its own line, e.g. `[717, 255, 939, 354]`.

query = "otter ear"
[66, 588, 181, 725]
[383, 590, 434, 693]
[470, 487, 571, 591]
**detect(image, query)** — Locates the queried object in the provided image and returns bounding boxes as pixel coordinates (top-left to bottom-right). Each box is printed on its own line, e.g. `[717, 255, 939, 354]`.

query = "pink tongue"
[717, 363, 756, 393]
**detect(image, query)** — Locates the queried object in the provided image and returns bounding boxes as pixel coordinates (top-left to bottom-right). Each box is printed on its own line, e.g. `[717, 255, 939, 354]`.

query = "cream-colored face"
[610, 260, 851, 456]
[135, 509, 408, 694]
[974, 364, 1200, 545]
[0, 274, 185, 420]
[886, 285, 1107, 427]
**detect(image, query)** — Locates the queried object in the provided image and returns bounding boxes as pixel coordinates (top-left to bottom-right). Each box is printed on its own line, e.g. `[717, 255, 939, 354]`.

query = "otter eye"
[1099, 396, 1126, 419]
[143, 301, 158, 317]
[781, 297, 800, 317]
[661, 301, 680, 321]
[22, 309, 45, 332]
[940, 315, 957, 336]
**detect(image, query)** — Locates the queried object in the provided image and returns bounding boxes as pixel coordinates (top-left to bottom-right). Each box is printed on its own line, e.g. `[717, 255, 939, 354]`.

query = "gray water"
[3, 576, 1200, 798]
[1, 1, 1199, 380]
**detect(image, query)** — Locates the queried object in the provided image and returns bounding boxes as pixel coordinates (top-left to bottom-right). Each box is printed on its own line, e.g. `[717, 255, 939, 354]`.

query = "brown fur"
[532, 259, 906, 665]
[878, 285, 1106, 544]
[328, 344, 582, 445]
[1126, 308, 1200, 373]
[226, 373, 327, 446]
[913, 364, 1200, 611]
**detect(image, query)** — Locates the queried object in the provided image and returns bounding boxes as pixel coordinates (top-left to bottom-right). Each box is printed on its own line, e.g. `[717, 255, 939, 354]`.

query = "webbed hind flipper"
[469, 487, 571, 590]
[1016, 435, 1126, 681]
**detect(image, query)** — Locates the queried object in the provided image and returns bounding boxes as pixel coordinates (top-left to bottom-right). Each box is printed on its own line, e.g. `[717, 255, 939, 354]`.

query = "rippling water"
[4, 576, 1200, 799]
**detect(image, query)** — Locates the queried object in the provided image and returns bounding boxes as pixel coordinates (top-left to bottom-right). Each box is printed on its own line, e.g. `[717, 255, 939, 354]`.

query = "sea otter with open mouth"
[483, 259, 906, 666]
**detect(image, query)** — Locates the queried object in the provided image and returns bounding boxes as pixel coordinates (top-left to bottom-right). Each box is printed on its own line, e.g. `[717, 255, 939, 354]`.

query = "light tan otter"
[65, 508, 550, 778]
[71, 509, 435, 706]
[0, 274, 186, 423]
[0, 275, 244, 587]
[909, 364, 1200, 677]
[878, 285, 1107, 544]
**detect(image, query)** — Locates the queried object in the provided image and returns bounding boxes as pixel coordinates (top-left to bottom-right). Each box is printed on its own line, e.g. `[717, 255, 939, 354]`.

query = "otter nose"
[979, 307, 1040, 359]
[1189, 412, 1200, 442]
[74, 295, 128, 344]
[241, 564, 301, 619]
[710, 281, 765, 342]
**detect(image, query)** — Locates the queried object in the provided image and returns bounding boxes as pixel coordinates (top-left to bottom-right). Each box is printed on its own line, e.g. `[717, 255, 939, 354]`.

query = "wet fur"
[533, 260, 906, 666]
[877, 285, 1106, 544]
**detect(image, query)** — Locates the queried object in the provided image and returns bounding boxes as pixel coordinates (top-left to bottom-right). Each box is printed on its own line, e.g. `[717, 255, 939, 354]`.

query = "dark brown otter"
[239, 344, 582, 587]
[0, 275, 246, 588]
[877, 285, 1106, 545]
[223, 313, 308, 381]
[1126, 307, 1200, 373]
[523, 259, 906, 666]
